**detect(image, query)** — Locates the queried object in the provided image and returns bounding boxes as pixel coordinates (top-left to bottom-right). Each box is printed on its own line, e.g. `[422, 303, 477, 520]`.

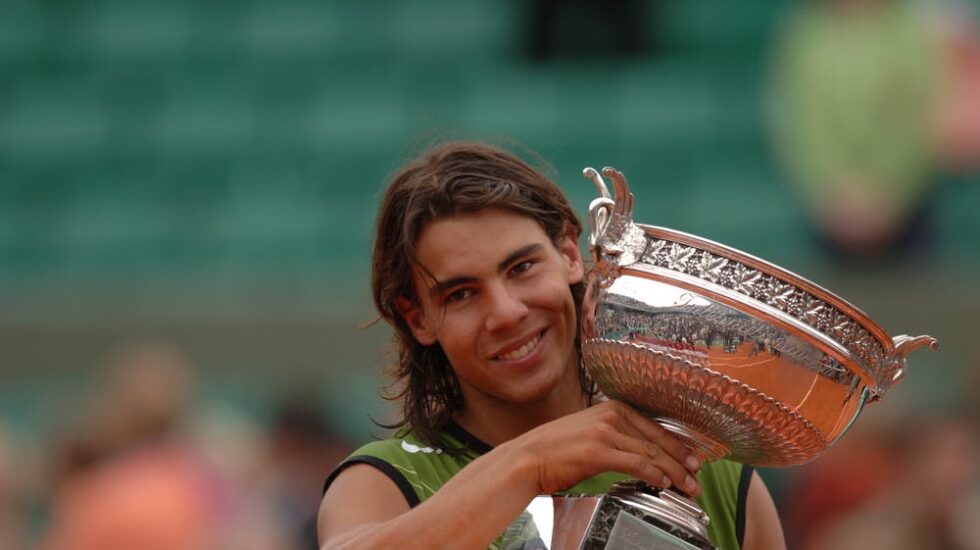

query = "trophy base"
[516, 480, 718, 550]
[583, 480, 716, 550]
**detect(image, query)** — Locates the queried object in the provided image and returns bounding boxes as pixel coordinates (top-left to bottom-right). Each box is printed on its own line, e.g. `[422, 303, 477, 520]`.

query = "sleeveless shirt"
[324, 423, 751, 550]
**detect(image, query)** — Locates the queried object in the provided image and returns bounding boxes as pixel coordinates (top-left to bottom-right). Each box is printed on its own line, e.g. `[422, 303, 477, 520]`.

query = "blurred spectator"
[40, 340, 234, 550]
[933, 1, 980, 171]
[782, 408, 904, 548]
[769, 0, 944, 262]
[47, 341, 198, 487]
[801, 413, 980, 550]
[258, 395, 355, 549]
[39, 339, 358, 549]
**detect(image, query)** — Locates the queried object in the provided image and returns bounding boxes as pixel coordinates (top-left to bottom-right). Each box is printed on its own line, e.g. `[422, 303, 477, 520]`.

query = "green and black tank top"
[323, 422, 752, 550]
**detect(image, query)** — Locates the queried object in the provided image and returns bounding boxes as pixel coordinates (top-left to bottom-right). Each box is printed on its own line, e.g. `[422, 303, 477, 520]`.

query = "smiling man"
[317, 142, 786, 550]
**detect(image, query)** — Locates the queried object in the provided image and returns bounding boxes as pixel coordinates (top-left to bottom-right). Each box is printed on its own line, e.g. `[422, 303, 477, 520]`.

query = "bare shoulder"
[742, 471, 786, 550]
[318, 463, 412, 548]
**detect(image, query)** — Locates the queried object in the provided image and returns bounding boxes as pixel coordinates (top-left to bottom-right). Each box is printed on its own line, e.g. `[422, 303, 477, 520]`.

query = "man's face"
[401, 208, 585, 410]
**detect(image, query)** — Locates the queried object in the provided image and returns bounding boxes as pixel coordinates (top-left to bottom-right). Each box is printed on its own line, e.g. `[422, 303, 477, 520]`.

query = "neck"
[454, 362, 589, 447]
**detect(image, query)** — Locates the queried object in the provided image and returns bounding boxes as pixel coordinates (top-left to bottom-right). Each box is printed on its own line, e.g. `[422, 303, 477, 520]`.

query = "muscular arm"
[318, 401, 705, 550]
[742, 471, 786, 550]
[318, 440, 549, 549]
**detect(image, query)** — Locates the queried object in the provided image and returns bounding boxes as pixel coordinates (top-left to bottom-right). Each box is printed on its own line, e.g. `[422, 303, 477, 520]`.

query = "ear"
[557, 224, 585, 284]
[395, 296, 438, 346]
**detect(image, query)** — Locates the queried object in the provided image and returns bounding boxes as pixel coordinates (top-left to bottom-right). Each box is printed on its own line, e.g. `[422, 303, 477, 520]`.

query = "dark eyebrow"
[427, 243, 545, 299]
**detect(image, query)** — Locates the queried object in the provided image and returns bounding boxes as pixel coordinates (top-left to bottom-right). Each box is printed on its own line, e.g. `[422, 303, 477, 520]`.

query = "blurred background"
[1, 0, 979, 548]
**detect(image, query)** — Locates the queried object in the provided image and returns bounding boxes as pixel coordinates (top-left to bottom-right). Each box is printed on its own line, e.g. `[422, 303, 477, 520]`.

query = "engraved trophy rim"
[582, 166, 938, 399]
[627, 222, 890, 392]
[637, 222, 890, 352]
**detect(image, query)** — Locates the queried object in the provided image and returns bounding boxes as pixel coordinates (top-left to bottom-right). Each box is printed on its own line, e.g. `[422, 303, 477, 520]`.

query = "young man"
[318, 142, 786, 550]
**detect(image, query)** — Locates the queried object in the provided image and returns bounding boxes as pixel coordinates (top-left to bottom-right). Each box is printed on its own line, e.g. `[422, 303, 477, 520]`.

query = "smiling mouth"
[496, 332, 543, 362]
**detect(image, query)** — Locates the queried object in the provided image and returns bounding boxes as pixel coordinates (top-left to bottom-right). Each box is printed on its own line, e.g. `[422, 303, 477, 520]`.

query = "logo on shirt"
[401, 440, 443, 454]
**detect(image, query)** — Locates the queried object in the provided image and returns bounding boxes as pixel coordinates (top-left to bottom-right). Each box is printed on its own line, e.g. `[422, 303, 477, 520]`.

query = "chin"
[503, 369, 570, 404]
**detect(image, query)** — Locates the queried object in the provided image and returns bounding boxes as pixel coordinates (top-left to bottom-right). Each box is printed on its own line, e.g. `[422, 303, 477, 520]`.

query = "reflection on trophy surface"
[511, 167, 939, 550]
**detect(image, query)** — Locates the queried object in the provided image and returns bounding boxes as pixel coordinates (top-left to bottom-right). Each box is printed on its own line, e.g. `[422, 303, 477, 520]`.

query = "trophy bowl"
[504, 167, 939, 550]
[579, 167, 939, 468]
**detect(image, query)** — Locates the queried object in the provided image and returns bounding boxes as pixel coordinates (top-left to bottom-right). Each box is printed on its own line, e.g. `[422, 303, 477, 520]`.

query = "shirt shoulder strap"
[323, 431, 477, 507]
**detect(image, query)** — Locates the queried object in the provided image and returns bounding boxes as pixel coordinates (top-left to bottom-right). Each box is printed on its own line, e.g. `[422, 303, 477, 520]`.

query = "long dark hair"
[371, 141, 594, 447]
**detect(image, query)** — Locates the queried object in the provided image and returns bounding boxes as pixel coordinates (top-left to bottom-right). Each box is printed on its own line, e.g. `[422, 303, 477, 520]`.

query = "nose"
[484, 283, 529, 332]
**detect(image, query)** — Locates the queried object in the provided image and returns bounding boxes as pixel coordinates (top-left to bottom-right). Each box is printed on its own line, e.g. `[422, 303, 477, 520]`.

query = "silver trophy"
[507, 168, 938, 550]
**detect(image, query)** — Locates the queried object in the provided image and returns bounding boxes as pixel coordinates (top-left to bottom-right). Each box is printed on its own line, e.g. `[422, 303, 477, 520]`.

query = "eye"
[445, 288, 474, 304]
[511, 260, 534, 275]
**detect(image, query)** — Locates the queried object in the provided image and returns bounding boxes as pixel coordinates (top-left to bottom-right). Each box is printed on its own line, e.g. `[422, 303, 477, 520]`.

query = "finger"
[602, 447, 672, 490]
[616, 404, 703, 474]
[606, 429, 702, 497]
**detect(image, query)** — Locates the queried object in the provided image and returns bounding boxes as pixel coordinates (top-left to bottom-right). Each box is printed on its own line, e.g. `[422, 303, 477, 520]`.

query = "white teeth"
[498, 333, 541, 361]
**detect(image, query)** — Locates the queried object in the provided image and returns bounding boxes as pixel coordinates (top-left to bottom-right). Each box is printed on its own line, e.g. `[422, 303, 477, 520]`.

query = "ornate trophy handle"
[892, 334, 940, 356]
[869, 334, 939, 401]
[888, 334, 939, 383]
[583, 167, 635, 255]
